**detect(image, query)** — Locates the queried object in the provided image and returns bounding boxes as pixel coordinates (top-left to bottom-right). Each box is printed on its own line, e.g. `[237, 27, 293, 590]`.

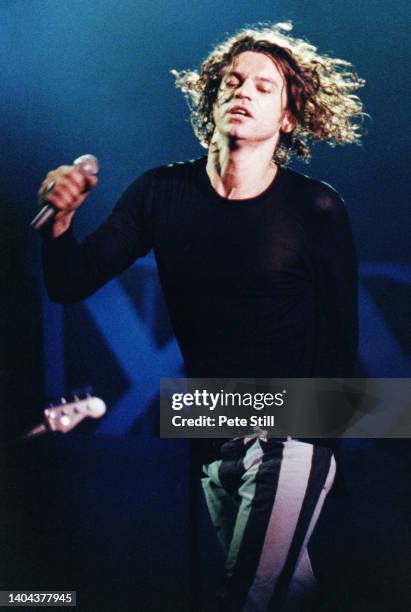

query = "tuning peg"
[70, 388, 81, 400]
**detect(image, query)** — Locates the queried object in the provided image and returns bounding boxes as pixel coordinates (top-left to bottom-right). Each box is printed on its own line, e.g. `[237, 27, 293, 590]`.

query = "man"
[39, 22, 364, 612]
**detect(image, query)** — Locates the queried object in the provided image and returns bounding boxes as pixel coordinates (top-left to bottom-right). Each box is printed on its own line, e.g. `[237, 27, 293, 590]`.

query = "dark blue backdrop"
[1, 2, 410, 611]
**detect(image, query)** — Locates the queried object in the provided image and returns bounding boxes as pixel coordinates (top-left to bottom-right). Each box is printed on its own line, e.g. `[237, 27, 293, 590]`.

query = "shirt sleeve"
[42, 169, 156, 303]
[313, 184, 359, 377]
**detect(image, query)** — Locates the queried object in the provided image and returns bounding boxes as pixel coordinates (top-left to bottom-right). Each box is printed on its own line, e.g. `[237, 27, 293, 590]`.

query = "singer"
[39, 23, 365, 612]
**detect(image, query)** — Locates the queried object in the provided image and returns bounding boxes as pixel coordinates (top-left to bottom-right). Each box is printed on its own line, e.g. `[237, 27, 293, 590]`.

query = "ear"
[280, 110, 296, 134]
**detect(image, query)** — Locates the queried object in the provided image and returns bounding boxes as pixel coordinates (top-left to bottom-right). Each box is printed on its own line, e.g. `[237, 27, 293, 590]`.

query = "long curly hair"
[172, 22, 366, 164]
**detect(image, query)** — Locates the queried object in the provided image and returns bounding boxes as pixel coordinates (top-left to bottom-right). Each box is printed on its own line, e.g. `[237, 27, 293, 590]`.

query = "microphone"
[30, 154, 99, 230]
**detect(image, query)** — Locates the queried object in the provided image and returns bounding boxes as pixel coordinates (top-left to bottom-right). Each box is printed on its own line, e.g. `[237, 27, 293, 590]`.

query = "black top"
[43, 157, 358, 379]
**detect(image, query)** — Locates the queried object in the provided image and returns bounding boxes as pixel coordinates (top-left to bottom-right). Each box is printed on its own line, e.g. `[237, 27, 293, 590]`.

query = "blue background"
[1, 1, 410, 610]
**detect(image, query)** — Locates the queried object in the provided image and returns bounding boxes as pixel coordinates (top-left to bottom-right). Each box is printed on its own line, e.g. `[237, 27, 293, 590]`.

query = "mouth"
[227, 106, 253, 118]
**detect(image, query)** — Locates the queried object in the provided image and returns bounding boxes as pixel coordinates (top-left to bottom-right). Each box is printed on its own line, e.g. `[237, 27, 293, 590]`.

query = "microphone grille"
[73, 154, 99, 176]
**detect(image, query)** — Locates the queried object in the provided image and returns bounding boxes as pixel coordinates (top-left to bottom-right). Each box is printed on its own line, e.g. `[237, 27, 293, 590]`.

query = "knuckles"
[39, 164, 97, 211]
[45, 166, 85, 188]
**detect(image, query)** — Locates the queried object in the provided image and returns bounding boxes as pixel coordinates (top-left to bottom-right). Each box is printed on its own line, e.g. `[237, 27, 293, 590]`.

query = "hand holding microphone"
[31, 154, 99, 237]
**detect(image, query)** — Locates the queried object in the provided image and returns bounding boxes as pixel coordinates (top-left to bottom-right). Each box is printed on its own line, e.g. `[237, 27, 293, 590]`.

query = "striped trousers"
[201, 437, 336, 612]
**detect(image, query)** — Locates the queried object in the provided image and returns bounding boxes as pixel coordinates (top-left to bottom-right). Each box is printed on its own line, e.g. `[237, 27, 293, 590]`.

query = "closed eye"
[257, 80, 278, 93]
[257, 85, 273, 93]
[224, 78, 240, 88]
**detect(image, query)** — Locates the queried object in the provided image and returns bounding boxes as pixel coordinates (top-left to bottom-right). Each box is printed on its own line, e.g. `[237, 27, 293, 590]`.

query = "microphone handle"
[30, 201, 57, 231]
[30, 154, 98, 231]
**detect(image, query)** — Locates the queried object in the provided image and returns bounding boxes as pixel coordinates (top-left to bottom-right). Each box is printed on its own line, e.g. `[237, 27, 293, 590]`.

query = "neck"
[206, 134, 278, 199]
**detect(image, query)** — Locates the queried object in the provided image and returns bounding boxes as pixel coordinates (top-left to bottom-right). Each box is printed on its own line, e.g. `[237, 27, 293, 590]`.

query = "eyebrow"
[224, 71, 279, 85]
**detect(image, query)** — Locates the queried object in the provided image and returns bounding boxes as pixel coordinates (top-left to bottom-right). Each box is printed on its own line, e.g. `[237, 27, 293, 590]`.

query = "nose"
[234, 78, 253, 100]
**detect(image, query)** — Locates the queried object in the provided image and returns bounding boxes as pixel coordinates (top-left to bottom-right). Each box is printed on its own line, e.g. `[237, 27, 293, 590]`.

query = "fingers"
[38, 165, 98, 212]
[39, 166, 80, 195]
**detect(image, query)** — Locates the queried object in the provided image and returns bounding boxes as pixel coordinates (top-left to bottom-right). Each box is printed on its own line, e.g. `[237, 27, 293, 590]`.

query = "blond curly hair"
[172, 22, 366, 164]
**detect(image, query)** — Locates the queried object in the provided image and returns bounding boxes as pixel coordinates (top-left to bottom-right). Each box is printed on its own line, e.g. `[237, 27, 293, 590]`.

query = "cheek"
[213, 99, 226, 124]
[265, 100, 284, 123]
[216, 84, 232, 106]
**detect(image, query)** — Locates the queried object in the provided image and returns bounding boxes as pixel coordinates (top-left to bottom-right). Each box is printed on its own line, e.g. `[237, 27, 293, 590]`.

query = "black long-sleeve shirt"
[43, 157, 358, 379]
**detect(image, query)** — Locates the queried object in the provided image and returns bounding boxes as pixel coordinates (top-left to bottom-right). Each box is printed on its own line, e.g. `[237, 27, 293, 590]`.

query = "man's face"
[213, 51, 294, 147]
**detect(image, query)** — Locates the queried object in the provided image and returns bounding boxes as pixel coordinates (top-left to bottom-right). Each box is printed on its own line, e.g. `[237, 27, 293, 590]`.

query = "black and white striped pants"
[201, 437, 336, 612]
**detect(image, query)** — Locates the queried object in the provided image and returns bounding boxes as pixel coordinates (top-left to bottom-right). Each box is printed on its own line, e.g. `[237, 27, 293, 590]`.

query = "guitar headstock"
[44, 395, 106, 433]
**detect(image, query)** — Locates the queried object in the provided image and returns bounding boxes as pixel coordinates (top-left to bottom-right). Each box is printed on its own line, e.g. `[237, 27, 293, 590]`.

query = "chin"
[215, 122, 252, 143]
[225, 124, 250, 140]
